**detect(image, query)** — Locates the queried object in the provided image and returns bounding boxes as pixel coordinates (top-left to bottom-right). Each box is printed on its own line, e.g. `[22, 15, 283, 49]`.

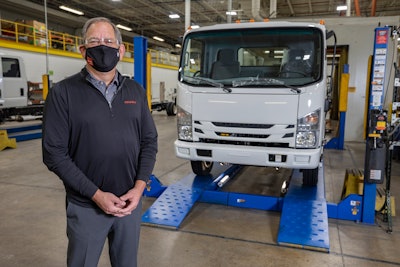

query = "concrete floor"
[0, 113, 399, 267]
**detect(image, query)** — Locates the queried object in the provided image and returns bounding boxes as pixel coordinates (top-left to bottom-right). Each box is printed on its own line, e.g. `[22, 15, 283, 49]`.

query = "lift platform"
[277, 167, 329, 252]
[142, 164, 331, 252]
[0, 121, 42, 142]
[142, 165, 243, 228]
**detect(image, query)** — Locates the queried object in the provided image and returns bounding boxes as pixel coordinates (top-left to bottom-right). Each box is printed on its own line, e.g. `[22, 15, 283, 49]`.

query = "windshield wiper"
[232, 78, 301, 94]
[185, 76, 232, 93]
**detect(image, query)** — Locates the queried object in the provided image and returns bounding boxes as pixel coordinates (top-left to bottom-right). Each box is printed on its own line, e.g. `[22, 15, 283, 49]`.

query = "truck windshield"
[179, 27, 323, 87]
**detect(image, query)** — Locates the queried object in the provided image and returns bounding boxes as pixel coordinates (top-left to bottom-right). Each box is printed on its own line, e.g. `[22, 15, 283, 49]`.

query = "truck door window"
[182, 39, 203, 78]
[2, 58, 21, 78]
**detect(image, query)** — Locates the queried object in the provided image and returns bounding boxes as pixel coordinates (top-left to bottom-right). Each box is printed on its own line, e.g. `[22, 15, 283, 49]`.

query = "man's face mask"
[85, 45, 120, 72]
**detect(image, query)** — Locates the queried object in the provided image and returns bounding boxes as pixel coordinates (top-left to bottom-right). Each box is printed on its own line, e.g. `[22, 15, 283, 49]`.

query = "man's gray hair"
[81, 17, 122, 44]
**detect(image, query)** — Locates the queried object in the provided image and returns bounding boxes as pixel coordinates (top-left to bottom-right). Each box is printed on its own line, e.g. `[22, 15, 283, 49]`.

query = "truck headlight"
[296, 109, 320, 148]
[177, 105, 193, 141]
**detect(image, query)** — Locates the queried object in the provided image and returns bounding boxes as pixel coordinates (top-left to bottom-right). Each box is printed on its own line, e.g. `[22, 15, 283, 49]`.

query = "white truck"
[174, 21, 332, 186]
[0, 55, 44, 122]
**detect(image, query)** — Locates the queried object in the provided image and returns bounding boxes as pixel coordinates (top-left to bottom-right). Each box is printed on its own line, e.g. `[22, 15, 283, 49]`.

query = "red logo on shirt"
[124, 100, 137, 104]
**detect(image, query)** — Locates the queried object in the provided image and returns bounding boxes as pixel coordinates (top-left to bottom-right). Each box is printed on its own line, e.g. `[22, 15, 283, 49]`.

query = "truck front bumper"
[174, 140, 322, 169]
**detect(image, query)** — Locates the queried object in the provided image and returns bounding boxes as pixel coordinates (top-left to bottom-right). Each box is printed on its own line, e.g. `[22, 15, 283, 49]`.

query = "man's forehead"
[87, 22, 114, 34]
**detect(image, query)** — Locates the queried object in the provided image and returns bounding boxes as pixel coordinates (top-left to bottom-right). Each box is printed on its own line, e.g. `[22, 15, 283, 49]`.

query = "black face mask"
[85, 45, 120, 72]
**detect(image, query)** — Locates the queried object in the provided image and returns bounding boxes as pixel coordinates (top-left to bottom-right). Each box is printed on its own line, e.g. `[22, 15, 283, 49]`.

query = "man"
[42, 17, 158, 267]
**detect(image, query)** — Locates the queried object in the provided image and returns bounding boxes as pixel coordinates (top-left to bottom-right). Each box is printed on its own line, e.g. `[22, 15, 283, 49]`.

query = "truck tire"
[191, 161, 213, 176]
[302, 167, 319, 186]
[166, 102, 177, 116]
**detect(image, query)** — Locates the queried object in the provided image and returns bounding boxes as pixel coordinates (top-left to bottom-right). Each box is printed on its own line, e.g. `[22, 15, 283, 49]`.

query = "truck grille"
[194, 121, 295, 148]
[199, 138, 290, 147]
[212, 122, 274, 129]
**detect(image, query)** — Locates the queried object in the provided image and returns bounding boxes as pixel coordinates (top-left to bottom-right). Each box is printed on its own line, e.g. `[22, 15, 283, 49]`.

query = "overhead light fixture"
[175, 44, 181, 48]
[59, 5, 84, 15]
[191, 25, 200, 29]
[226, 11, 237, 16]
[116, 24, 132, 31]
[153, 36, 165, 42]
[169, 14, 180, 19]
[336, 5, 348, 11]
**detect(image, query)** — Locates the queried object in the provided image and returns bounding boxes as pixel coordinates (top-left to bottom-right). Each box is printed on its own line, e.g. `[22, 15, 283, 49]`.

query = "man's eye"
[105, 39, 118, 45]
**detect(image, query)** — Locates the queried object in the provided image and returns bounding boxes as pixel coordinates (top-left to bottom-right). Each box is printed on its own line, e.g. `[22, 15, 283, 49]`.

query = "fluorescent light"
[59, 5, 84, 15]
[336, 5, 348, 11]
[226, 11, 237, 16]
[191, 25, 200, 29]
[175, 44, 181, 48]
[153, 36, 165, 42]
[169, 14, 180, 19]
[116, 24, 132, 31]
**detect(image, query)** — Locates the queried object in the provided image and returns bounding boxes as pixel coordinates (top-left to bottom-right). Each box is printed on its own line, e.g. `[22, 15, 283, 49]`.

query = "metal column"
[362, 26, 391, 224]
[134, 36, 147, 89]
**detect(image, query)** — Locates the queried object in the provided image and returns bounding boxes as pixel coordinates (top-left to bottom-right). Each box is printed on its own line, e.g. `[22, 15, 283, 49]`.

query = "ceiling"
[1, 0, 400, 51]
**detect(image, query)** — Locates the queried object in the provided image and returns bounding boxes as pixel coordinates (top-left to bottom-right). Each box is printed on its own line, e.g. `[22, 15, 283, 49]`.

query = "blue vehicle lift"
[134, 34, 374, 252]
[142, 162, 368, 253]
[0, 121, 42, 142]
[325, 64, 350, 150]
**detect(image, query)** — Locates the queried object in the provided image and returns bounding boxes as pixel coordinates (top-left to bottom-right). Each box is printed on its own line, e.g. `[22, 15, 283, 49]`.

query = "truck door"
[1, 57, 28, 108]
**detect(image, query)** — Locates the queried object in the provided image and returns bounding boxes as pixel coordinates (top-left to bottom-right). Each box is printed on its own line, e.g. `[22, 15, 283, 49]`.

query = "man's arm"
[42, 81, 98, 199]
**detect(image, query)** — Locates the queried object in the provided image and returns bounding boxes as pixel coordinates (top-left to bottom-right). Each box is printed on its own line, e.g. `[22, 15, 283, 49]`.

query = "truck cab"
[174, 21, 329, 186]
[0, 55, 28, 109]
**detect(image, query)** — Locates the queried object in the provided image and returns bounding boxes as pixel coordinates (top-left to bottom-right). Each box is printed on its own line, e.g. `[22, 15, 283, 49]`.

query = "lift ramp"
[142, 173, 209, 228]
[277, 165, 330, 252]
[142, 165, 241, 229]
[0, 121, 42, 142]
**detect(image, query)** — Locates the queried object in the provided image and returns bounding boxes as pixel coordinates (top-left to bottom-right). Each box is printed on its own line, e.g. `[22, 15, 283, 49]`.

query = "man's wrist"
[134, 180, 147, 194]
[91, 189, 102, 202]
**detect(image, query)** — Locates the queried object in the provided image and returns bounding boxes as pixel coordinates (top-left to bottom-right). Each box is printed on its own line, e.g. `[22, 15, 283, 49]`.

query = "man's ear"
[79, 45, 86, 58]
[119, 44, 126, 60]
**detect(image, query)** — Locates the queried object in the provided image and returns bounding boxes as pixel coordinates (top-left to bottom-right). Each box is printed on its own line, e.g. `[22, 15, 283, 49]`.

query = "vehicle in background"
[174, 21, 331, 186]
[0, 55, 43, 122]
[150, 81, 177, 116]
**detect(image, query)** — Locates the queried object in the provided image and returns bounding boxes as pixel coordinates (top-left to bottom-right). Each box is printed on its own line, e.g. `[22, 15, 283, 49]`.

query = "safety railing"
[0, 19, 179, 67]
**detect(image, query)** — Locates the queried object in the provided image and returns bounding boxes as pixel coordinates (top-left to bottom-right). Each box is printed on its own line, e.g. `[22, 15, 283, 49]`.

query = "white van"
[0, 55, 43, 122]
[0, 55, 28, 108]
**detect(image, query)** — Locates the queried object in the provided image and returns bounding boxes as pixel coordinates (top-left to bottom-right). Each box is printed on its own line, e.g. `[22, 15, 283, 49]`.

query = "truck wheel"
[191, 161, 213, 176]
[302, 167, 318, 186]
[166, 102, 177, 116]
